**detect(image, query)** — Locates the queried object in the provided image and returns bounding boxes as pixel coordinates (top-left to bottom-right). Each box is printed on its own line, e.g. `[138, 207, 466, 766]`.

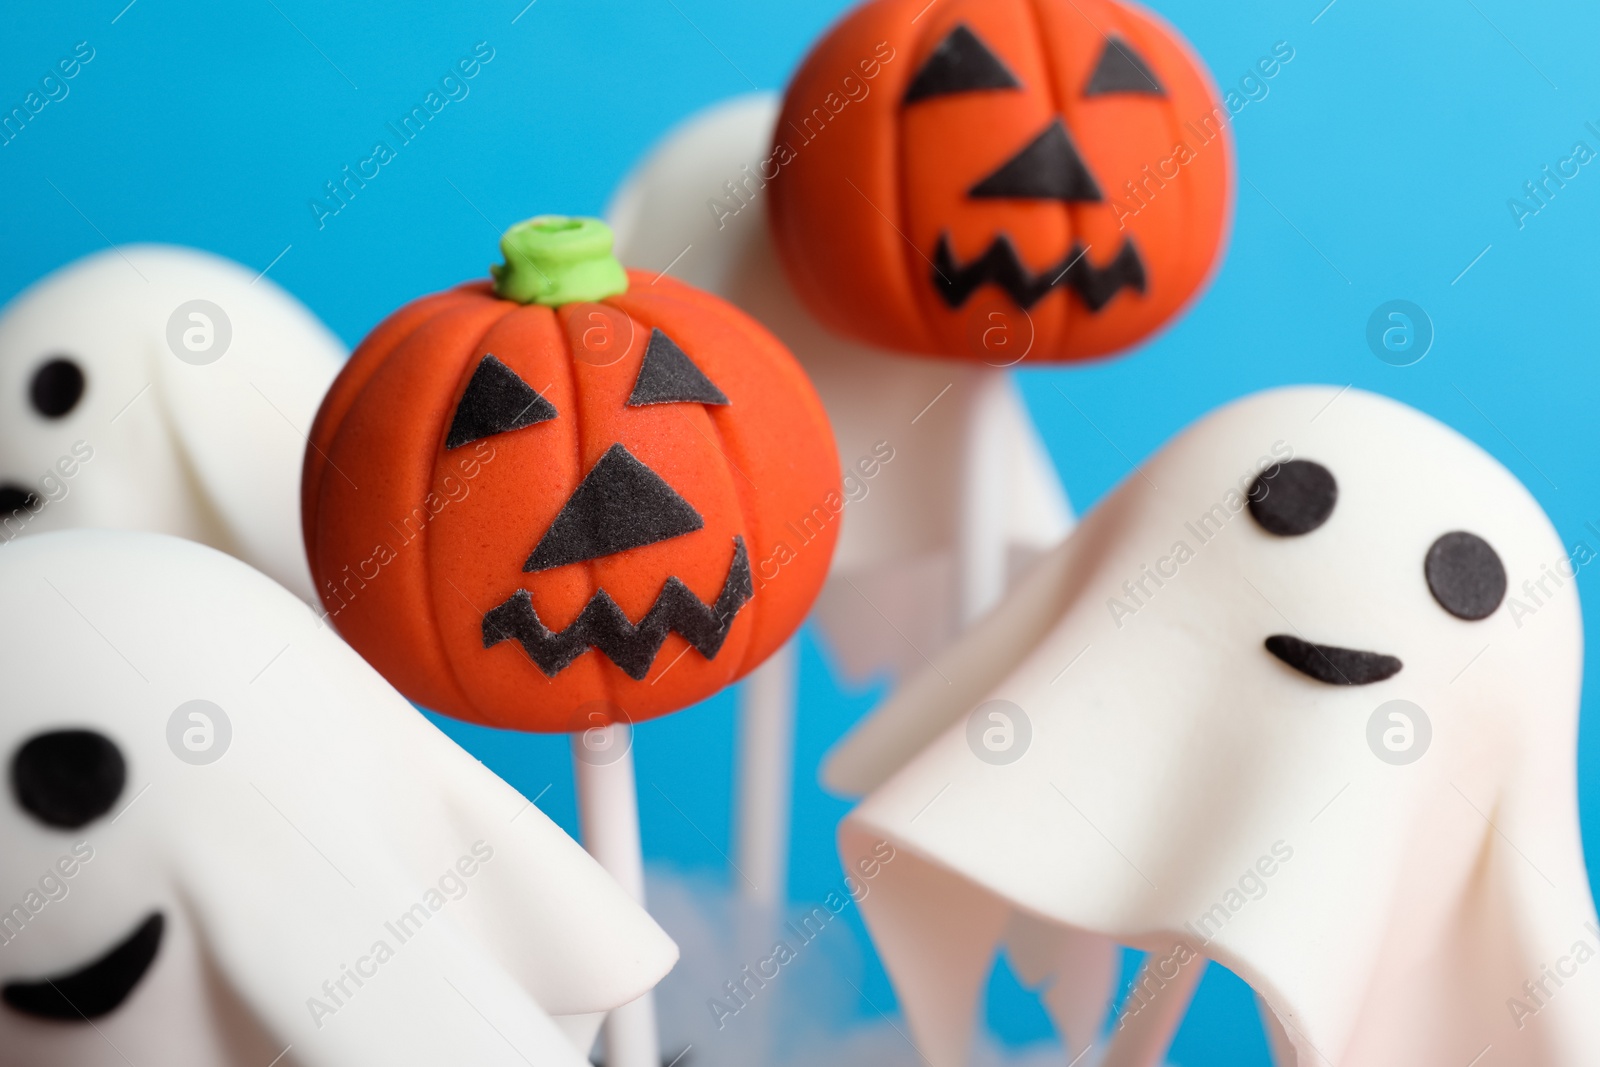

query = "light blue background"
[3, 0, 1597, 1061]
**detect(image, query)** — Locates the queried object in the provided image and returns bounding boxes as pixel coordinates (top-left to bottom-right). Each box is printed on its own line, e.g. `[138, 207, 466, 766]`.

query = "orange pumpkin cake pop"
[302, 216, 841, 729]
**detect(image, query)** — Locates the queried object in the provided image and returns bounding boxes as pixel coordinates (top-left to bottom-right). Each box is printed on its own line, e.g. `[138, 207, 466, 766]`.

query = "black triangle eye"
[1084, 37, 1166, 97]
[628, 330, 729, 407]
[904, 24, 1022, 104]
[970, 119, 1102, 203]
[1426, 532, 1506, 621]
[1248, 460, 1337, 536]
[446, 355, 558, 450]
[11, 730, 126, 829]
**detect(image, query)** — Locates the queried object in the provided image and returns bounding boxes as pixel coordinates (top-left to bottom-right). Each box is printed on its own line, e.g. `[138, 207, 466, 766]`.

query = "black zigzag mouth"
[484, 536, 754, 680]
[1265, 635, 1402, 686]
[932, 233, 1146, 312]
[3, 912, 165, 1021]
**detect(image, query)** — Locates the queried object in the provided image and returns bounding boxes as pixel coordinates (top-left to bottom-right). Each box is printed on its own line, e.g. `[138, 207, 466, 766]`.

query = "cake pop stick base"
[573, 725, 661, 1067]
[734, 639, 797, 906]
[957, 370, 1013, 627]
[600, 995, 661, 1067]
[1101, 954, 1207, 1067]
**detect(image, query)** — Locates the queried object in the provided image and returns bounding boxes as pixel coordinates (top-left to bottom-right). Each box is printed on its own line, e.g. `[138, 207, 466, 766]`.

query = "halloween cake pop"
[302, 216, 839, 727]
[765, 0, 1231, 640]
[0, 530, 677, 1067]
[302, 215, 840, 1066]
[769, 0, 1233, 363]
[0, 246, 344, 602]
[829, 387, 1600, 1065]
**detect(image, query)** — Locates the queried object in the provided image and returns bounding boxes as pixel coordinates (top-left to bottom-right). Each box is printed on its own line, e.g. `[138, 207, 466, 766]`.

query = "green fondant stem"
[491, 216, 629, 306]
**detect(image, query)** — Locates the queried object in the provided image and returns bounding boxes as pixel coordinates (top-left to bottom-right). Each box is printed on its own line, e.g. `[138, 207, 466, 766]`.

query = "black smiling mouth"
[932, 233, 1147, 313]
[0, 482, 40, 517]
[1265, 634, 1403, 686]
[3, 912, 164, 1021]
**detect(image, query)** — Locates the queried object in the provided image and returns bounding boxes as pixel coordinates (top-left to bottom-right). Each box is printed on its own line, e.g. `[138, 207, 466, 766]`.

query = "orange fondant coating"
[303, 273, 841, 730]
[769, 0, 1233, 362]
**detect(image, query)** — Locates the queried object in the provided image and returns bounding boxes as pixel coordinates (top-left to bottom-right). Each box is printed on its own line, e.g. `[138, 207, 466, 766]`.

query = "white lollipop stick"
[735, 639, 798, 905]
[730, 642, 797, 1067]
[1100, 954, 1207, 1067]
[730, 368, 1019, 915]
[957, 369, 1015, 626]
[573, 725, 661, 1067]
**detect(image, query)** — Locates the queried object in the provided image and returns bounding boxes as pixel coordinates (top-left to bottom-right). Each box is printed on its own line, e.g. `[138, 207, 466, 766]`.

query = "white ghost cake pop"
[0, 529, 677, 1067]
[826, 387, 1600, 1065]
[608, 93, 1073, 680]
[0, 246, 344, 602]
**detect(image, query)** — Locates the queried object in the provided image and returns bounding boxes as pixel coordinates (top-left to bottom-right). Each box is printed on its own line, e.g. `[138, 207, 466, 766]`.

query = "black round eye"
[1426, 531, 1506, 620]
[1247, 460, 1337, 537]
[30, 357, 86, 419]
[10, 730, 126, 829]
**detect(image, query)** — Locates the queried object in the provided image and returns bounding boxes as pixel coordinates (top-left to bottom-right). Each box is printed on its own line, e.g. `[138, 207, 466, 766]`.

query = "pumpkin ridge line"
[560, 297, 618, 713]
[1123, 6, 1213, 299]
[306, 288, 479, 549]
[891, 36, 941, 355]
[1023, 0, 1079, 347]
[616, 286, 764, 675]
[324, 295, 506, 722]
[426, 298, 527, 723]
